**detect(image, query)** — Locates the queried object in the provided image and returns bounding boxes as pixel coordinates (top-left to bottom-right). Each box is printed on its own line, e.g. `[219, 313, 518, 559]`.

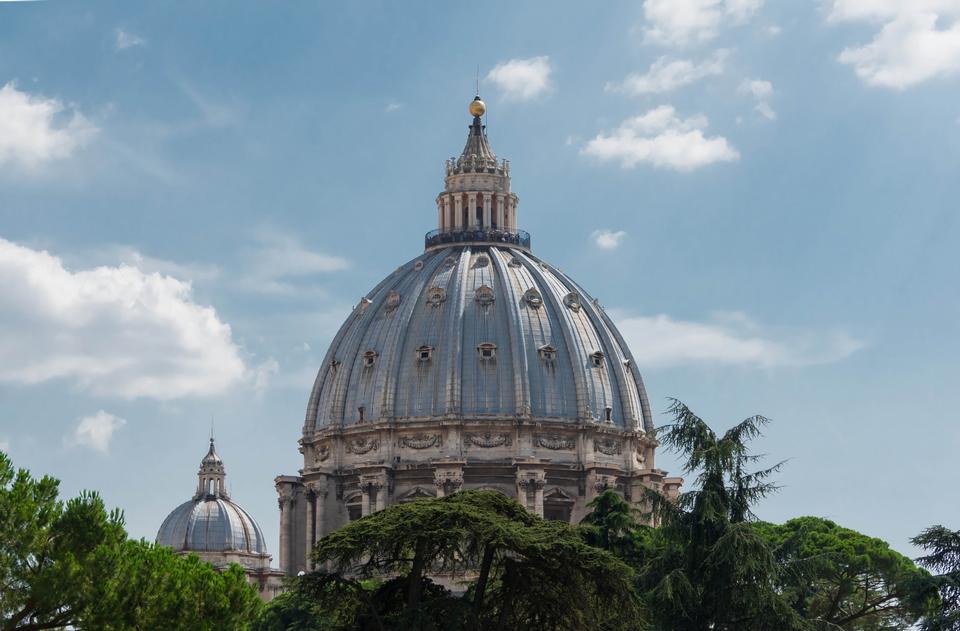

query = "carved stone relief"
[593, 437, 622, 455]
[398, 433, 441, 450]
[535, 434, 575, 450]
[345, 437, 380, 455]
[523, 288, 543, 308]
[464, 432, 512, 448]
[314, 444, 330, 463]
[563, 292, 581, 312]
[384, 291, 401, 312]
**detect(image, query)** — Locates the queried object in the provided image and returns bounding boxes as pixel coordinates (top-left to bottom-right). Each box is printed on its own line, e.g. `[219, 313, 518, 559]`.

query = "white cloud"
[643, 0, 764, 47]
[591, 229, 628, 250]
[239, 230, 349, 295]
[738, 78, 776, 119]
[114, 28, 146, 50]
[607, 50, 729, 95]
[0, 82, 97, 170]
[385, 101, 403, 113]
[581, 105, 739, 171]
[69, 410, 126, 453]
[485, 56, 552, 101]
[612, 310, 865, 368]
[829, 1, 960, 89]
[0, 236, 247, 399]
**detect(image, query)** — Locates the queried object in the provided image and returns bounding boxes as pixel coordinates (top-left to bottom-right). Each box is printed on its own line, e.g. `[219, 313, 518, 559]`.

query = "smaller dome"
[157, 498, 268, 555]
[156, 438, 269, 559]
[469, 96, 486, 117]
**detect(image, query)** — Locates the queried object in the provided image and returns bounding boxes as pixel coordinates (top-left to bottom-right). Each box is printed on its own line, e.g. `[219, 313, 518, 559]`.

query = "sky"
[1, 0, 960, 560]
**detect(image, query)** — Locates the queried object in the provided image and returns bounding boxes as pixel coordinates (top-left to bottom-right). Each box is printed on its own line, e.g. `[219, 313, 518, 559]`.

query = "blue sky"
[2, 0, 959, 559]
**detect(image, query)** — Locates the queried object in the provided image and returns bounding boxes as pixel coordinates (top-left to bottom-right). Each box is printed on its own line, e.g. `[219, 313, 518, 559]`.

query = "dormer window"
[416, 345, 434, 362]
[477, 343, 497, 361]
[475, 285, 495, 306]
[524, 288, 543, 308]
[539, 345, 557, 362]
[590, 351, 604, 368]
[363, 350, 379, 368]
[426, 287, 446, 307]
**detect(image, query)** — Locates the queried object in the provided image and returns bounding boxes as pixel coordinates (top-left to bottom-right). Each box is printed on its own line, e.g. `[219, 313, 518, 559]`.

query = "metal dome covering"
[156, 497, 268, 555]
[304, 245, 653, 432]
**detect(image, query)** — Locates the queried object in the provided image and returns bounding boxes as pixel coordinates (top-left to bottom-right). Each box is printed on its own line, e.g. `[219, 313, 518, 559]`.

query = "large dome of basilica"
[274, 96, 681, 577]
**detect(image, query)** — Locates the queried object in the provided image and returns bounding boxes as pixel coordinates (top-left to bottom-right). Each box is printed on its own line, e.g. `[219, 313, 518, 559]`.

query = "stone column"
[437, 202, 443, 231]
[304, 485, 315, 570]
[443, 196, 451, 231]
[278, 493, 292, 574]
[468, 193, 477, 227]
[483, 194, 492, 229]
[433, 466, 464, 498]
[374, 480, 386, 512]
[516, 470, 546, 517]
[496, 195, 504, 229]
[454, 196, 463, 230]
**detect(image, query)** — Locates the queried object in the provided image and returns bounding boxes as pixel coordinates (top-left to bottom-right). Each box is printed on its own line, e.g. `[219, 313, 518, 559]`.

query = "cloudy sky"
[2, 0, 959, 557]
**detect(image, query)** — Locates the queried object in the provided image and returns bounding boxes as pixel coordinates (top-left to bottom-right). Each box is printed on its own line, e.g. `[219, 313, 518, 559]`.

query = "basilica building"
[274, 96, 681, 576]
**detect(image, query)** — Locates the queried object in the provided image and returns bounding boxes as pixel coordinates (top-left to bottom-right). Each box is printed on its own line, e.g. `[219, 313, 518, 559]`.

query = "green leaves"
[0, 450, 262, 631]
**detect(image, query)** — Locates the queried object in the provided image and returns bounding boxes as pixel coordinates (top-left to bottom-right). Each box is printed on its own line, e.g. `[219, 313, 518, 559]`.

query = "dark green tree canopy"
[913, 525, 960, 631]
[266, 490, 645, 631]
[757, 516, 933, 630]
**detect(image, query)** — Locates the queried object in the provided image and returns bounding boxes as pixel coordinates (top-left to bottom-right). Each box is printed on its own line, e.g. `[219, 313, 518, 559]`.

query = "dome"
[157, 497, 268, 555]
[304, 245, 653, 432]
[156, 438, 269, 559]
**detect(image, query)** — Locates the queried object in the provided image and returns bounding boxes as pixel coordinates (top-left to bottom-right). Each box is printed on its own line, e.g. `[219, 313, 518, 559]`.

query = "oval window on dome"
[524, 288, 543, 308]
[475, 285, 495, 306]
[563, 292, 581, 312]
[426, 287, 446, 307]
[414, 260, 425, 271]
[539, 345, 557, 362]
[363, 350, 379, 368]
[508, 257, 522, 268]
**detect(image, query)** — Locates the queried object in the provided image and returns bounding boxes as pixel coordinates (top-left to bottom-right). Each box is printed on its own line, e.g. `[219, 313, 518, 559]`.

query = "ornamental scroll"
[535, 434, 575, 450]
[593, 437, 622, 456]
[464, 432, 512, 449]
[398, 433, 440, 450]
[345, 438, 380, 455]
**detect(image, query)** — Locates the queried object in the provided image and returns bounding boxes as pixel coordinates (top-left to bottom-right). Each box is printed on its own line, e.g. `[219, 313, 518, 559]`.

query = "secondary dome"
[156, 438, 268, 558]
[305, 246, 653, 431]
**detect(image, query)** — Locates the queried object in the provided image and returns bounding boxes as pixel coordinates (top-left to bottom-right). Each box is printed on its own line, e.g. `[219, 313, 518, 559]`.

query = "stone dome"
[157, 438, 269, 559]
[304, 245, 653, 432]
[157, 497, 268, 555]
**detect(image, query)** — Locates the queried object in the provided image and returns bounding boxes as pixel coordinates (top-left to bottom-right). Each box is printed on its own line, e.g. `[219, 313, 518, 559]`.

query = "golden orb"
[469, 97, 486, 117]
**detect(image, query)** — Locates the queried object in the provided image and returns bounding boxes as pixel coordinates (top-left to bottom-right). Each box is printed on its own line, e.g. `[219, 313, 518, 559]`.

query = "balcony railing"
[425, 228, 531, 250]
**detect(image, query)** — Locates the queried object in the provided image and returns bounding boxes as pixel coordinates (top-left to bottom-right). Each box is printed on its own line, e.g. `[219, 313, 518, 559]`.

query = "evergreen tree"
[913, 525, 960, 630]
[636, 399, 807, 631]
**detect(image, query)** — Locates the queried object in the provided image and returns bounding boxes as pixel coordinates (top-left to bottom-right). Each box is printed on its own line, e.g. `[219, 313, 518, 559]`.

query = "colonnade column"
[304, 485, 315, 570]
[278, 492, 292, 574]
[468, 193, 477, 227]
[454, 196, 463, 229]
[443, 196, 451, 231]
[482, 194, 492, 228]
[496, 195, 504, 229]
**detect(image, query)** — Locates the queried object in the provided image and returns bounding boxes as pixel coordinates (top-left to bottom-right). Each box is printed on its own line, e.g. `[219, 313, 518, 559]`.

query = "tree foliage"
[636, 399, 807, 631]
[269, 490, 645, 631]
[0, 451, 261, 631]
[757, 516, 933, 630]
[913, 525, 960, 630]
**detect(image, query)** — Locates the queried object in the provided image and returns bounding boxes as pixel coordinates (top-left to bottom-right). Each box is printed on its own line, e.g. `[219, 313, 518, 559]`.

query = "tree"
[637, 399, 807, 631]
[757, 516, 932, 629]
[0, 450, 261, 630]
[300, 490, 645, 631]
[913, 525, 960, 630]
